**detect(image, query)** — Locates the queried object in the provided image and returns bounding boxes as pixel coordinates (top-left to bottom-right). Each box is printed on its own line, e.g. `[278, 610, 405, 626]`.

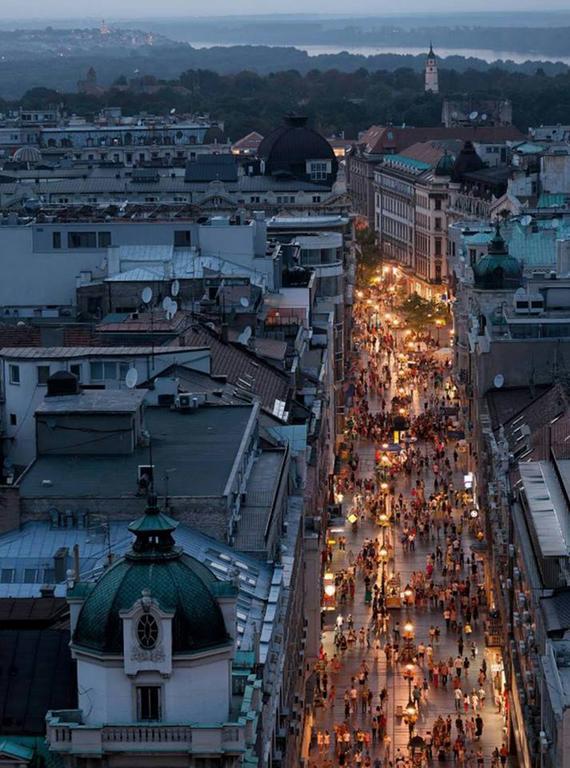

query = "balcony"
[46, 712, 246, 756]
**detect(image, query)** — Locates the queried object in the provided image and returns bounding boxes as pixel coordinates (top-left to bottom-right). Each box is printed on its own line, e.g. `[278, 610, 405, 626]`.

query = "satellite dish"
[125, 368, 139, 389]
[552, 218, 560, 229]
[170, 107, 176, 115]
[493, 373, 505, 389]
[520, 215, 533, 227]
[451, 111, 458, 120]
[237, 326, 252, 346]
[170, 300, 178, 317]
[171, 279, 180, 297]
[240, 296, 250, 308]
[481, 113, 487, 121]
[469, 111, 479, 121]
[141, 286, 153, 305]
[162, 296, 173, 312]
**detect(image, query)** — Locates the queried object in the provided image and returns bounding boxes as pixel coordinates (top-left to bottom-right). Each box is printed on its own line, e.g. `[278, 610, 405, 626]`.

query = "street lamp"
[401, 617, 416, 663]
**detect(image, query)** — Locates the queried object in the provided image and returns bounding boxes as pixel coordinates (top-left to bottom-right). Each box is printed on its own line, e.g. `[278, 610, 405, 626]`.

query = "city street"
[308, 279, 510, 768]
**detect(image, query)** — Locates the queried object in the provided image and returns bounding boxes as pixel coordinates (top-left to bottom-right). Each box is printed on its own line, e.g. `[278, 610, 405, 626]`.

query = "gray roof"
[20, 404, 255, 499]
[0, 346, 204, 360]
[0, 519, 272, 650]
[0, 175, 331, 196]
[35, 389, 146, 415]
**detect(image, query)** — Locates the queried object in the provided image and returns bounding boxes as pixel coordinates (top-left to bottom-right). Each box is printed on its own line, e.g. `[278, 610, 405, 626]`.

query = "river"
[189, 41, 570, 66]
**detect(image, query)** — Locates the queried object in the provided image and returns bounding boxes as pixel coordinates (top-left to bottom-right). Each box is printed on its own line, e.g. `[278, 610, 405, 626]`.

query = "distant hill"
[0, 26, 568, 99]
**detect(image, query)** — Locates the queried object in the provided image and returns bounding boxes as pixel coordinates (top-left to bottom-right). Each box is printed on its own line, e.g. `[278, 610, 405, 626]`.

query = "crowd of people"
[308, 282, 510, 768]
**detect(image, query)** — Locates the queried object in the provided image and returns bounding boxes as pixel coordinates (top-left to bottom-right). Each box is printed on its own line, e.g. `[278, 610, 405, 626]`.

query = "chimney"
[73, 543, 80, 582]
[54, 546, 69, 582]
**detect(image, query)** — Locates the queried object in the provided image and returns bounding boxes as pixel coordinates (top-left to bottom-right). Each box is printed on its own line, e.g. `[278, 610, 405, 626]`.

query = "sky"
[2, 0, 570, 20]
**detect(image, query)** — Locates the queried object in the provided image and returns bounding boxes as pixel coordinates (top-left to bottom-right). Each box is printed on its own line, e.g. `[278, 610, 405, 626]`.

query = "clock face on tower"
[137, 614, 159, 649]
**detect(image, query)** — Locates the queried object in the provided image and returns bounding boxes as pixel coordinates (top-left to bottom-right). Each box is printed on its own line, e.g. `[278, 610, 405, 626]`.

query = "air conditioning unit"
[513, 612, 521, 626]
[175, 393, 197, 411]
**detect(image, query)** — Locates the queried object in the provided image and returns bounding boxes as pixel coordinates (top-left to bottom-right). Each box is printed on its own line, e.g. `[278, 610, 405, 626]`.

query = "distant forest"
[9, 66, 570, 140]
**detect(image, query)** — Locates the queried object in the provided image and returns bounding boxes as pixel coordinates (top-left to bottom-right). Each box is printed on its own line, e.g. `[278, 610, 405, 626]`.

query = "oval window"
[137, 614, 159, 649]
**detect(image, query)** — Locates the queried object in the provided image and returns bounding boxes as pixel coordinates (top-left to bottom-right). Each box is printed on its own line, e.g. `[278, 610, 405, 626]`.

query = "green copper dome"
[72, 499, 231, 655]
[473, 221, 523, 290]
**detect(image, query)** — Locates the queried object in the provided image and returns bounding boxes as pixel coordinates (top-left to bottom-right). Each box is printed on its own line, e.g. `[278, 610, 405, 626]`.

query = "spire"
[428, 41, 435, 58]
[488, 219, 508, 256]
[127, 494, 180, 559]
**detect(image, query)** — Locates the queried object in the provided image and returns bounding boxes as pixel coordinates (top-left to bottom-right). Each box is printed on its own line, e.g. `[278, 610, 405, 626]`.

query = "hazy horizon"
[3, 1, 570, 21]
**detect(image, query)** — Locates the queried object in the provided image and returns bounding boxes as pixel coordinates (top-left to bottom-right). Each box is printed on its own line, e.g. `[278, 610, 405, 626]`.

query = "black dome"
[258, 115, 337, 180]
[451, 140, 484, 182]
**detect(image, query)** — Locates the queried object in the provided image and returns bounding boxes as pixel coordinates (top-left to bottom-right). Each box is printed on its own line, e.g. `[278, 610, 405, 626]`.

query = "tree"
[398, 293, 448, 332]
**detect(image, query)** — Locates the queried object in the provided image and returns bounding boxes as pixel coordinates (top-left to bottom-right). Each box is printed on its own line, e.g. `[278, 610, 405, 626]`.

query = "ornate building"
[46, 498, 261, 767]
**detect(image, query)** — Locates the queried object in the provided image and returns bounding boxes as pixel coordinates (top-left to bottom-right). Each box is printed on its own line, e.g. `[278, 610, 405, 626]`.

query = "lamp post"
[405, 697, 418, 739]
[401, 616, 416, 662]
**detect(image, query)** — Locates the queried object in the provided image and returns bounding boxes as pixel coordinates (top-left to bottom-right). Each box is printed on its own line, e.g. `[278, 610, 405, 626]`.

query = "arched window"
[137, 614, 159, 649]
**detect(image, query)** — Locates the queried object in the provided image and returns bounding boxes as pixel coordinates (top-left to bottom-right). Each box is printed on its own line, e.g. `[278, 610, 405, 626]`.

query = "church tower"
[425, 42, 439, 94]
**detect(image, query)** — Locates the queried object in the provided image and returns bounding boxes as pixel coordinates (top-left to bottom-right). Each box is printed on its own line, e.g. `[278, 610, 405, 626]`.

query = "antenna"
[171, 279, 180, 297]
[493, 373, 505, 389]
[141, 286, 153, 305]
[469, 111, 479, 121]
[240, 296, 250, 308]
[237, 326, 252, 346]
[125, 368, 138, 389]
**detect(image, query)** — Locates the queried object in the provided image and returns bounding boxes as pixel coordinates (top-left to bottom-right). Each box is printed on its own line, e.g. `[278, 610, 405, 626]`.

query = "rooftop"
[0, 520, 273, 650]
[20, 404, 256, 499]
[35, 389, 146, 415]
[0, 346, 204, 360]
[519, 461, 569, 558]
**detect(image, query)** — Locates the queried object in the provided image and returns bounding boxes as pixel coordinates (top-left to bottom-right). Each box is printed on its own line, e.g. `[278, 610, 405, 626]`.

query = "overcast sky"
[2, 0, 569, 20]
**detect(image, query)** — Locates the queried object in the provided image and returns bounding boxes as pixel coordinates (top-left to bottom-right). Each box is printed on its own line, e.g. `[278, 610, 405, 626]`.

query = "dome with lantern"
[72, 498, 232, 655]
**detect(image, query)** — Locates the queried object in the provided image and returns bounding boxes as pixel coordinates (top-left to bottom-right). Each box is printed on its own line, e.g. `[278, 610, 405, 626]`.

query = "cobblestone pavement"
[308, 324, 509, 767]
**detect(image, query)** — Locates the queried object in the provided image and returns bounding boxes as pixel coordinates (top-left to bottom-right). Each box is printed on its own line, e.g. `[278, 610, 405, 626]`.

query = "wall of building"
[77, 654, 231, 725]
[541, 153, 570, 195]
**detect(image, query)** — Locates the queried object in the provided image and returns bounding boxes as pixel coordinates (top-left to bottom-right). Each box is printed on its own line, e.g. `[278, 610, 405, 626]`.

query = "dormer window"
[137, 614, 159, 649]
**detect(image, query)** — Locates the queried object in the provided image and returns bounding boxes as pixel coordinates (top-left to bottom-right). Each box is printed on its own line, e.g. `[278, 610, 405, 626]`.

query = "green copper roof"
[473, 221, 523, 290]
[538, 193, 567, 209]
[73, 499, 233, 655]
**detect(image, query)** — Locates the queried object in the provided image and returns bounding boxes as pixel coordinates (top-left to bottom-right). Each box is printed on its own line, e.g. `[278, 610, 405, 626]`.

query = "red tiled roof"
[0, 324, 101, 348]
[232, 131, 264, 152]
[361, 125, 524, 155]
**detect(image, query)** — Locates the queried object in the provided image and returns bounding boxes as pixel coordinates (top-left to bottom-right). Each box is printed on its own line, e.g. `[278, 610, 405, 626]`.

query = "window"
[37, 365, 50, 385]
[24, 568, 39, 584]
[137, 686, 161, 721]
[137, 614, 159, 649]
[434, 198, 442, 211]
[43, 568, 55, 583]
[119, 363, 130, 381]
[312, 195, 321, 203]
[9, 364, 20, 385]
[310, 162, 328, 181]
[52, 231, 61, 249]
[0, 569, 15, 584]
[174, 230, 191, 247]
[70, 364, 82, 380]
[98, 231, 112, 248]
[434, 217, 442, 231]
[90, 361, 104, 381]
[250, 196, 261, 204]
[9, 414, 16, 426]
[67, 231, 97, 249]
[104, 362, 117, 380]
[435, 239, 442, 256]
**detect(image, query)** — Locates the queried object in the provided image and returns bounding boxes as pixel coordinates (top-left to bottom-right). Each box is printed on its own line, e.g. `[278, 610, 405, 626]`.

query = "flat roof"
[35, 389, 146, 415]
[519, 461, 569, 558]
[20, 404, 255, 499]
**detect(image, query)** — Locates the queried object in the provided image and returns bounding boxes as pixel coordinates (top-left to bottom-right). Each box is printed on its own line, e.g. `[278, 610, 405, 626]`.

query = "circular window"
[137, 614, 159, 649]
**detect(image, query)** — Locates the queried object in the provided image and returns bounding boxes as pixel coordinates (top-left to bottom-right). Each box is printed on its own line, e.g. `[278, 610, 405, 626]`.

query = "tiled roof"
[361, 125, 524, 155]
[232, 131, 264, 151]
[399, 140, 462, 167]
[0, 345, 205, 359]
[182, 325, 290, 416]
[0, 325, 99, 348]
